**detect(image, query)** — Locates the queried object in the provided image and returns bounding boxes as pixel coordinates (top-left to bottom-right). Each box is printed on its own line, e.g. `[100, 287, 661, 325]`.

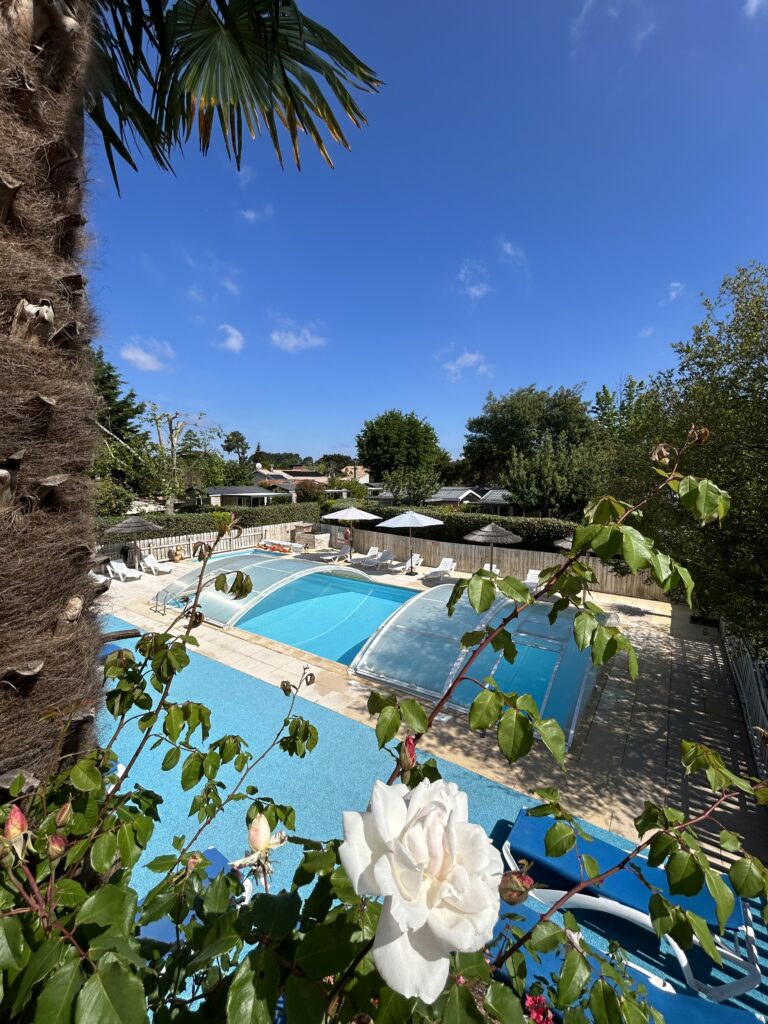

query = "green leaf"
[461, 630, 486, 648]
[8, 936, 66, 1018]
[729, 856, 765, 898]
[399, 698, 428, 733]
[145, 854, 178, 873]
[528, 920, 564, 952]
[442, 983, 485, 1023]
[534, 718, 566, 768]
[704, 869, 736, 934]
[180, 751, 204, 791]
[76, 885, 136, 935]
[376, 705, 401, 748]
[70, 760, 102, 792]
[295, 920, 359, 977]
[248, 891, 301, 940]
[74, 957, 147, 1024]
[284, 976, 326, 1024]
[367, 691, 396, 715]
[226, 949, 279, 1023]
[54, 880, 88, 908]
[483, 981, 525, 1023]
[588, 978, 622, 1024]
[91, 832, 118, 874]
[719, 829, 741, 853]
[556, 946, 591, 1007]
[35, 960, 84, 1024]
[468, 689, 504, 731]
[467, 573, 497, 613]
[686, 910, 722, 965]
[648, 892, 674, 939]
[163, 704, 184, 742]
[497, 576, 533, 604]
[581, 853, 600, 879]
[620, 526, 654, 572]
[453, 950, 491, 982]
[374, 988, 416, 1023]
[665, 851, 704, 896]
[647, 831, 677, 868]
[497, 710, 535, 764]
[573, 612, 598, 651]
[0, 916, 29, 970]
[160, 746, 180, 771]
[544, 821, 576, 858]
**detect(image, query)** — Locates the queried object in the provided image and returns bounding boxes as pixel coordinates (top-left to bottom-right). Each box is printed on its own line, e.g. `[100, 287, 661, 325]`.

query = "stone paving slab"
[99, 555, 767, 857]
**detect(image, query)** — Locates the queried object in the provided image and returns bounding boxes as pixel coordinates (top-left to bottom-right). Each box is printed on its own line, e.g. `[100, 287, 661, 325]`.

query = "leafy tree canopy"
[383, 466, 442, 505]
[356, 409, 444, 479]
[91, 346, 146, 441]
[462, 385, 595, 485]
[222, 430, 250, 465]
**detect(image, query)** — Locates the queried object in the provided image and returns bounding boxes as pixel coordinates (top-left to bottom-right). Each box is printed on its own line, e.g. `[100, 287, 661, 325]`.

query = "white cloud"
[443, 350, 493, 382]
[222, 277, 240, 296]
[240, 204, 274, 223]
[571, 0, 597, 42]
[217, 323, 246, 353]
[745, 0, 767, 15]
[638, 326, 654, 339]
[499, 237, 527, 264]
[270, 323, 326, 353]
[120, 338, 174, 372]
[187, 285, 204, 303]
[457, 260, 491, 299]
[238, 165, 253, 187]
[633, 21, 655, 50]
[668, 281, 684, 302]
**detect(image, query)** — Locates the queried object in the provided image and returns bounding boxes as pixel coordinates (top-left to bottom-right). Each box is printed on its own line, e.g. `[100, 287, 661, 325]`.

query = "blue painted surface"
[236, 574, 413, 664]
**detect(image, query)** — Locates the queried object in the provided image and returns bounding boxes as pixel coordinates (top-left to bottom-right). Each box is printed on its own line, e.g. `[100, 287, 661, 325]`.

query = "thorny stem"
[386, 452, 689, 786]
[493, 787, 741, 969]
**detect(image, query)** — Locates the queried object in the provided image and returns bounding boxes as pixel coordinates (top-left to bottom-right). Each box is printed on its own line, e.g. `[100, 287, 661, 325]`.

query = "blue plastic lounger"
[503, 813, 762, 1003]
[491, 901, 765, 1023]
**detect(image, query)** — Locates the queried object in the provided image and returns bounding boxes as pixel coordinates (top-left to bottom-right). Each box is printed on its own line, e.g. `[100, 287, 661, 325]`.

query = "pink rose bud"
[499, 869, 536, 905]
[48, 834, 67, 861]
[248, 814, 271, 853]
[400, 736, 417, 771]
[55, 802, 73, 828]
[4, 805, 27, 841]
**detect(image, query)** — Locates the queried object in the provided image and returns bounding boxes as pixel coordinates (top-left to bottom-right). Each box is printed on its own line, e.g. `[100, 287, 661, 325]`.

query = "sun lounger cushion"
[508, 814, 743, 933]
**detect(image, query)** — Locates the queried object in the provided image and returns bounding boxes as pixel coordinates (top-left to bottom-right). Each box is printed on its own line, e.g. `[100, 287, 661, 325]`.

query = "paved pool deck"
[99, 553, 767, 860]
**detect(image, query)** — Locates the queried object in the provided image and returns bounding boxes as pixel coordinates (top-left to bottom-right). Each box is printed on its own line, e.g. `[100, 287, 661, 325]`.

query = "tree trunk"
[0, 0, 102, 776]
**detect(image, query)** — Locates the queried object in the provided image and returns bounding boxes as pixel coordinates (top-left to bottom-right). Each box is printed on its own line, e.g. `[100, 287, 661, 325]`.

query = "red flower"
[4, 805, 27, 841]
[525, 993, 554, 1023]
[400, 735, 417, 771]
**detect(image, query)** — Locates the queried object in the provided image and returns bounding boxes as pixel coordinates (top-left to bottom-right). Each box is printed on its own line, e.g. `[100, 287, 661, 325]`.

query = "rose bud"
[48, 834, 67, 861]
[4, 805, 27, 841]
[248, 814, 272, 853]
[499, 869, 536, 905]
[186, 852, 203, 875]
[400, 736, 417, 772]
[55, 801, 73, 828]
[280, 680, 293, 696]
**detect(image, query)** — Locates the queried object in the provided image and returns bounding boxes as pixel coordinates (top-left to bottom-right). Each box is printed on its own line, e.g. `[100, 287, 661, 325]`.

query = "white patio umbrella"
[378, 510, 443, 576]
[321, 507, 381, 557]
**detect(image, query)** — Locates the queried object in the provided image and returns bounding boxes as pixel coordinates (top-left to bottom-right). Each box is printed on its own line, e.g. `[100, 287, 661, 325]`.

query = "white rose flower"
[339, 778, 503, 1004]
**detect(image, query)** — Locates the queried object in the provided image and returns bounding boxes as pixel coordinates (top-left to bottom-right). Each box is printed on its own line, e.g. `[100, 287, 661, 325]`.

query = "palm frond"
[86, 0, 381, 185]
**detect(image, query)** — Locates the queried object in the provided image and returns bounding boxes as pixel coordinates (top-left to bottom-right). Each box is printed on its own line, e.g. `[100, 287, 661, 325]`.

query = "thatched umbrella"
[463, 522, 522, 574]
[104, 516, 163, 567]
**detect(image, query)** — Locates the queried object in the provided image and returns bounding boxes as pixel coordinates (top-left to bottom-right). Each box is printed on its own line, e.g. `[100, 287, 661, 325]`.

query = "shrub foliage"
[96, 502, 321, 539]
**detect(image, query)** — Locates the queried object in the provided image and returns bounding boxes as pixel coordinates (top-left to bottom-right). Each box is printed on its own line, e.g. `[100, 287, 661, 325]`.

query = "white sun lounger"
[107, 559, 142, 581]
[355, 546, 380, 566]
[367, 549, 393, 569]
[88, 569, 111, 587]
[140, 554, 172, 575]
[390, 554, 423, 574]
[320, 543, 350, 563]
[523, 569, 541, 591]
[422, 558, 456, 583]
[504, 814, 762, 1003]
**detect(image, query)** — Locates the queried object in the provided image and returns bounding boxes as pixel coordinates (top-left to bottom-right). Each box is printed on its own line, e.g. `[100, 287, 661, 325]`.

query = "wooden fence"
[98, 522, 303, 563]
[336, 526, 668, 602]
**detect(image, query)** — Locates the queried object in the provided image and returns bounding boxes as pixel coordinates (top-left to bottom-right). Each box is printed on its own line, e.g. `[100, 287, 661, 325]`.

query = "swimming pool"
[352, 587, 595, 745]
[236, 573, 413, 664]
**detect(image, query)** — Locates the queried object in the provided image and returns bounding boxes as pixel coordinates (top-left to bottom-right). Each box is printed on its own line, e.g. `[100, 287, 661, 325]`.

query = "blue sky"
[88, 0, 768, 459]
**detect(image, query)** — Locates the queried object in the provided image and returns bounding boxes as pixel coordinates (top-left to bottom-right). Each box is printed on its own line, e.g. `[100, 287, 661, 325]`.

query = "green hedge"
[96, 502, 321, 540]
[344, 502, 574, 552]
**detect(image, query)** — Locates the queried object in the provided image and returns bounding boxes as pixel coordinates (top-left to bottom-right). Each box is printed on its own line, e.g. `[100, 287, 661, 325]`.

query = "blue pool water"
[236, 574, 413, 664]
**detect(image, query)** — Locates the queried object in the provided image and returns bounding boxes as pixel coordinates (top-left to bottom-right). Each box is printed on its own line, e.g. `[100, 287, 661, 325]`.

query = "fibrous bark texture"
[0, 0, 102, 775]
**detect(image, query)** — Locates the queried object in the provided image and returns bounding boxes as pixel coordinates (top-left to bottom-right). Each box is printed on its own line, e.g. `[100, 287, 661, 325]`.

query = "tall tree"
[0, 1, 378, 774]
[462, 385, 595, 485]
[383, 466, 442, 505]
[91, 346, 145, 440]
[222, 430, 250, 466]
[606, 265, 768, 648]
[356, 409, 443, 479]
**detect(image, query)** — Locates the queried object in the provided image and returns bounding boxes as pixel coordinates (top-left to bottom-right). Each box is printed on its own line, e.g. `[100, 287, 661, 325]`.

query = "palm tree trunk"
[0, 0, 103, 777]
